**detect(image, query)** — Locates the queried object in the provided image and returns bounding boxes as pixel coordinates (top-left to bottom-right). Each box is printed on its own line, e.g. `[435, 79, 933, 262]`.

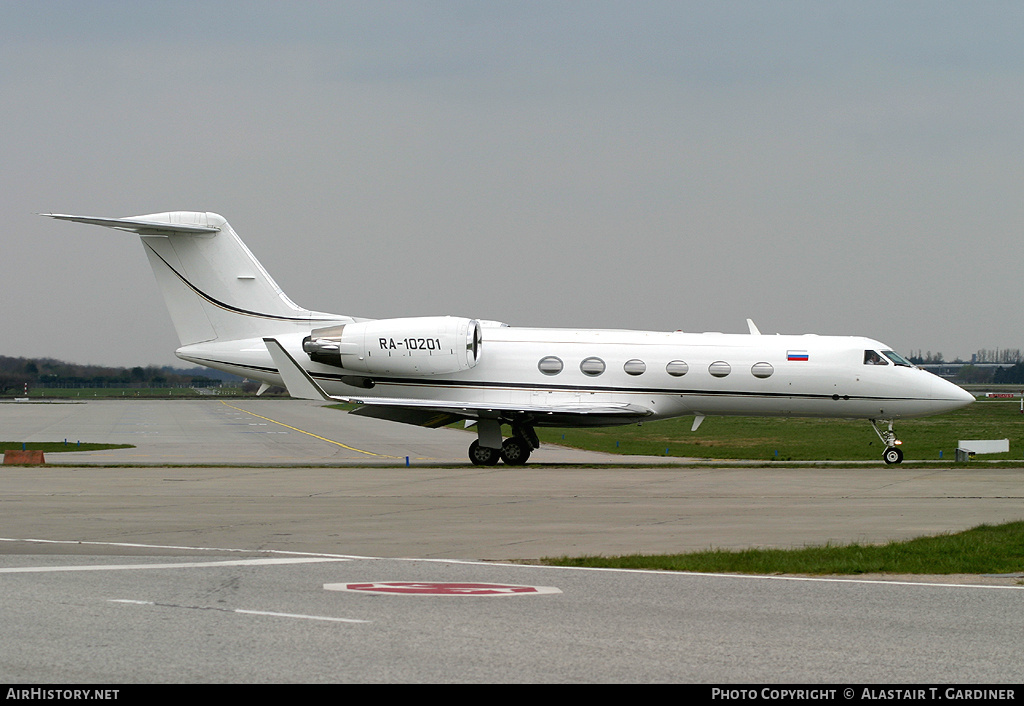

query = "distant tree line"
[0, 355, 238, 395]
[906, 348, 1024, 367]
[943, 363, 1024, 385]
[906, 351, 948, 365]
[991, 364, 1024, 385]
[970, 348, 1024, 364]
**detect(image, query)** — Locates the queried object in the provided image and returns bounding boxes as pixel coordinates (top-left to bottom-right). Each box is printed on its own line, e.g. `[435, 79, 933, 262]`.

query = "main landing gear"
[871, 419, 904, 465]
[468, 418, 540, 466]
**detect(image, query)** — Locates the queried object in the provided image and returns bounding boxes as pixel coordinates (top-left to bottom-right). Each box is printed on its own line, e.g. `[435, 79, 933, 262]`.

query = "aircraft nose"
[932, 376, 975, 411]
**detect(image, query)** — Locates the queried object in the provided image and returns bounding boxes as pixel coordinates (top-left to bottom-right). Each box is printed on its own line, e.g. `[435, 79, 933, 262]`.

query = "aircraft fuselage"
[177, 326, 972, 425]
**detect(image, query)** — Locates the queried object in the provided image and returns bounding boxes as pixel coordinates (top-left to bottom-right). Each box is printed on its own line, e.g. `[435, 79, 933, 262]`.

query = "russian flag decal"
[787, 350, 809, 362]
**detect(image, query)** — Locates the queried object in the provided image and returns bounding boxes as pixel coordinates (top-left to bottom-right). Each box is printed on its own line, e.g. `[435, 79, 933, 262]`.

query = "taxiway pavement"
[1, 399, 1022, 682]
[1, 399, 1021, 558]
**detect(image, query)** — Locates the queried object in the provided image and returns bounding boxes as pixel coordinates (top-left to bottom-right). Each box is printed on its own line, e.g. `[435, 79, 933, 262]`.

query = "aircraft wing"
[340, 395, 653, 426]
[264, 338, 652, 427]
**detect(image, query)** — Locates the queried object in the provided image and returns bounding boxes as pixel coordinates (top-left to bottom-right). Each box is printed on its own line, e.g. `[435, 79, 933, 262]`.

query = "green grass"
[328, 396, 1019, 462]
[537, 399, 1023, 462]
[544, 522, 1024, 575]
[0, 441, 133, 453]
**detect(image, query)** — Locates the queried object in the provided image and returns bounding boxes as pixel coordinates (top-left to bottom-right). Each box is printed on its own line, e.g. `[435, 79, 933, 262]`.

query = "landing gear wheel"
[469, 440, 500, 466]
[871, 419, 904, 465]
[883, 446, 903, 465]
[500, 437, 532, 466]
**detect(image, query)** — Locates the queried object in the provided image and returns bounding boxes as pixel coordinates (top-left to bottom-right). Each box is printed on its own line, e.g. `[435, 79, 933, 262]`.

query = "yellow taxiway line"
[220, 401, 398, 458]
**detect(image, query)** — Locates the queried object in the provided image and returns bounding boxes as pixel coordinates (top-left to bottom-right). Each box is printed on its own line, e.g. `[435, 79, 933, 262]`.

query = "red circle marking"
[329, 582, 559, 596]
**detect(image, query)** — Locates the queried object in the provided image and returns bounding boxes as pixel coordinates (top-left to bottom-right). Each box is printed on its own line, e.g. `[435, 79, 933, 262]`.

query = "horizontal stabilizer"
[42, 213, 220, 235]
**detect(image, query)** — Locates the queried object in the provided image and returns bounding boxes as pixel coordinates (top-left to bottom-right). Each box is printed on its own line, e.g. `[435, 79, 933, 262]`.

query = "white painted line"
[235, 609, 369, 623]
[325, 581, 562, 596]
[4, 536, 1019, 591]
[109, 599, 369, 624]
[0, 557, 349, 574]
[0, 537, 372, 559]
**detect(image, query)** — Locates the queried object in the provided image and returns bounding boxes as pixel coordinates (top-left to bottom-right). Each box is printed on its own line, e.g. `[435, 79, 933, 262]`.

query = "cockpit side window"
[881, 350, 913, 367]
[864, 350, 888, 365]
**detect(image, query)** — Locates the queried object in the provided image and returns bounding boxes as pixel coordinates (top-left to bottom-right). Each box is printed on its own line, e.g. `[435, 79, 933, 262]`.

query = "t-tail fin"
[44, 211, 348, 345]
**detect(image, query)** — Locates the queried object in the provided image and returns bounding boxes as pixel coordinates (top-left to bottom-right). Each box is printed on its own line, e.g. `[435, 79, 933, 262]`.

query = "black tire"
[883, 446, 903, 465]
[500, 437, 532, 466]
[469, 440, 500, 466]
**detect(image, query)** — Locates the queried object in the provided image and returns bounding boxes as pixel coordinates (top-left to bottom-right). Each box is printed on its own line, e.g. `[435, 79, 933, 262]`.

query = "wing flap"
[340, 394, 651, 416]
[348, 405, 466, 428]
[340, 395, 653, 426]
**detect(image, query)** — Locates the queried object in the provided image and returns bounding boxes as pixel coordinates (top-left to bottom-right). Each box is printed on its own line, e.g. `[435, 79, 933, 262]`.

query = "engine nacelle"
[302, 316, 482, 376]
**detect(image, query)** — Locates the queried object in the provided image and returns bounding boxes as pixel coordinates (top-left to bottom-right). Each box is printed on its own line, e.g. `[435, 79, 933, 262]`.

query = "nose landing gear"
[871, 419, 904, 464]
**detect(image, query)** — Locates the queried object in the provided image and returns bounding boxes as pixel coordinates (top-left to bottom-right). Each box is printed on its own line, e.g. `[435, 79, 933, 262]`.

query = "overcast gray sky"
[4, 1, 1023, 368]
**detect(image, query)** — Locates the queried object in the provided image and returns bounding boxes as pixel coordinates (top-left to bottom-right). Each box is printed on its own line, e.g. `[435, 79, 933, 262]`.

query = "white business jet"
[45, 211, 974, 465]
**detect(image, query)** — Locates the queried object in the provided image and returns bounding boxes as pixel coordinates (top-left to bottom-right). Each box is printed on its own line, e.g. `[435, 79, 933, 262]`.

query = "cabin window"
[666, 360, 689, 377]
[623, 359, 646, 376]
[882, 350, 913, 367]
[709, 361, 731, 378]
[864, 350, 888, 365]
[538, 356, 563, 375]
[751, 362, 774, 379]
[580, 357, 606, 376]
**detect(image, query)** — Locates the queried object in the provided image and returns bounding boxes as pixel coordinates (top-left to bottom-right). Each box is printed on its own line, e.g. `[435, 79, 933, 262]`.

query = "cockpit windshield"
[864, 349, 914, 367]
[864, 350, 887, 365]
[881, 350, 913, 367]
